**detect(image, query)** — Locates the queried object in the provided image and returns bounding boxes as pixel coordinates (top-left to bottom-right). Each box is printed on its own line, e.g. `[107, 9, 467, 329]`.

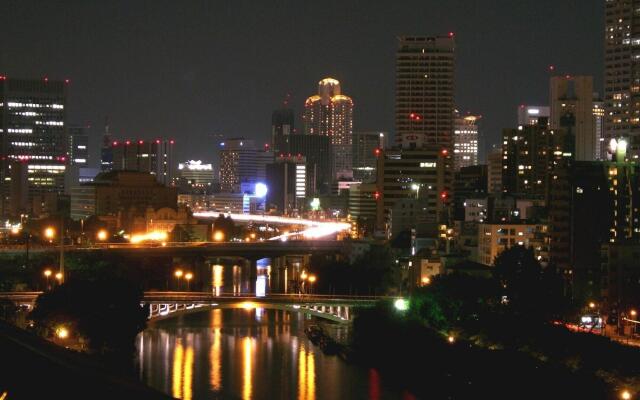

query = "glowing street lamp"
[213, 230, 225, 242]
[421, 276, 431, 286]
[588, 302, 596, 310]
[307, 274, 317, 294]
[621, 390, 632, 400]
[44, 227, 55, 242]
[394, 298, 409, 311]
[631, 309, 637, 318]
[55, 272, 63, 283]
[55, 326, 69, 339]
[185, 272, 193, 291]
[174, 269, 183, 290]
[447, 335, 455, 344]
[96, 229, 108, 241]
[43, 269, 52, 289]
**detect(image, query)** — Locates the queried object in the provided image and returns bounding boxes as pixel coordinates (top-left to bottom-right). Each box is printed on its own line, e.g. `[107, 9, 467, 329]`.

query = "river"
[137, 308, 408, 400]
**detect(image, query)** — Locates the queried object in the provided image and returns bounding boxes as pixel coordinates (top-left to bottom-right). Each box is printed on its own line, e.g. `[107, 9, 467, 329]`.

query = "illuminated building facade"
[177, 160, 214, 193]
[593, 99, 606, 160]
[265, 156, 307, 215]
[352, 131, 387, 183]
[67, 124, 89, 166]
[453, 111, 479, 170]
[604, 0, 640, 151]
[396, 36, 455, 149]
[303, 78, 353, 179]
[0, 77, 69, 216]
[219, 138, 273, 193]
[376, 140, 452, 237]
[112, 138, 175, 186]
[501, 120, 573, 199]
[550, 75, 595, 161]
[477, 222, 549, 266]
[517, 105, 550, 126]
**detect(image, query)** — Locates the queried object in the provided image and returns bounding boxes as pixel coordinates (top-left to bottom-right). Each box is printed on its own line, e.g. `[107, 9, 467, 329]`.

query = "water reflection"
[138, 308, 402, 400]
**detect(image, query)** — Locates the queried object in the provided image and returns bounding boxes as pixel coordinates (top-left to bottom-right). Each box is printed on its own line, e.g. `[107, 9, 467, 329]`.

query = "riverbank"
[0, 320, 171, 399]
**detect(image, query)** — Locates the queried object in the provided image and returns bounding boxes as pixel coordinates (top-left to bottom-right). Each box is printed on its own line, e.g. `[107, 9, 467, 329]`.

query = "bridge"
[0, 240, 364, 259]
[0, 291, 383, 324]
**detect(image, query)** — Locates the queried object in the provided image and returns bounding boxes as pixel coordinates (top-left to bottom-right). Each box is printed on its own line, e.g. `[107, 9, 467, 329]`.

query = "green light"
[394, 298, 409, 311]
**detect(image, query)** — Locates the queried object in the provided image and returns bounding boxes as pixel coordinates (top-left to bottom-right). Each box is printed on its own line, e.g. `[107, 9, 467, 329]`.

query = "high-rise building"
[111, 139, 175, 186]
[100, 117, 113, 172]
[177, 160, 215, 193]
[453, 111, 479, 170]
[376, 141, 452, 237]
[352, 131, 387, 183]
[303, 78, 353, 179]
[517, 105, 550, 126]
[67, 124, 89, 166]
[550, 75, 595, 161]
[396, 36, 455, 149]
[265, 156, 307, 215]
[604, 0, 640, 151]
[271, 108, 295, 155]
[487, 148, 503, 194]
[287, 134, 330, 195]
[348, 183, 378, 236]
[453, 165, 487, 220]
[502, 121, 573, 198]
[593, 99, 606, 160]
[0, 77, 69, 216]
[218, 138, 272, 193]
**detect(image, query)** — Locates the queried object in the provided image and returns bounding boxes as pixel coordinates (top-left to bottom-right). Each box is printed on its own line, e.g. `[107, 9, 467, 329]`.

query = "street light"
[307, 274, 317, 294]
[589, 302, 596, 310]
[43, 269, 52, 290]
[96, 229, 108, 242]
[55, 272, 63, 283]
[55, 326, 69, 339]
[213, 230, 225, 242]
[185, 272, 193, 291]
[631, 309, 637, 318]
[174, 269, 183, 290]
[621, 390, 632, 400]
[44, 226, 55, 242]
[421, 276, 431, 286]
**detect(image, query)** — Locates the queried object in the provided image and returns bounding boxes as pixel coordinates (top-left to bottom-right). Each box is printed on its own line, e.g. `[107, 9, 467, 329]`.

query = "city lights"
[96, 229, 108, 241]
[213, 230, 225, 242]
[254, 182, 268, 198]
[394, 299, 409, 311]
[44, 227, 55, 240]
[129, 231, 168, 244]
[55, 326, 69, 339]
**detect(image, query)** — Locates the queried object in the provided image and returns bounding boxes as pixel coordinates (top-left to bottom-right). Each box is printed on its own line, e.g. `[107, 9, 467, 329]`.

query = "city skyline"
[0, 1, 603, 164]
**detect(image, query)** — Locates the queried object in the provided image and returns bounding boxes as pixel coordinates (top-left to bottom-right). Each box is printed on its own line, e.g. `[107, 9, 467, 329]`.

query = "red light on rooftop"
[441, 149, 449, 156]
[155, 139, 160, 144]
[374, 148, 381, 156]
[548, 65, 555, 72]
[125, 140, 131, 145]
[0, 76, 6, 80]
[43, 77, 48, 82]
[448, 32, 455, 37]
[565, 74, 571, 79]
[440, 191, 448, 199]
[138, 140, 144, 144]
[374, 191, 381, 200]
[409, 113, 415, 118]
[64, 79, 70, 84]
[169, 140, 175, 144]
[415, 115, 421, 120]
[112, 141, 118, 146]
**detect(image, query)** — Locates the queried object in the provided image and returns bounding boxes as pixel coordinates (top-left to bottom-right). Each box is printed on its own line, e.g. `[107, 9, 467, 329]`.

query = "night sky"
[0, 0, 603, 166]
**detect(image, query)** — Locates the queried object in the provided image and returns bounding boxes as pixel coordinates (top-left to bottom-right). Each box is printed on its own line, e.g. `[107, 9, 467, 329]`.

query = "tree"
[30, 279, 148, 356]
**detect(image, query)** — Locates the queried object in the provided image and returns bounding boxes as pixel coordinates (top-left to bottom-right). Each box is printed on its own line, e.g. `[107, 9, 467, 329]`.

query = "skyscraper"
[550, 75, 595, 161]
[67, 124, 89, 166]
[453, 111, 479, 170]
[593, 99, 605, 160]
[517, 105, 550, 126]
[604, 0, 640, 152]
[100, 117, 113, 171]
[112, 139, 175, 186]
[352, 131, 387, 183]
[396, 35, 455, 149]
[271, 108, 295, 155]
[303, 78, 353, 179]
[0, 77, 68, 216]
[218, 138, 273, 193]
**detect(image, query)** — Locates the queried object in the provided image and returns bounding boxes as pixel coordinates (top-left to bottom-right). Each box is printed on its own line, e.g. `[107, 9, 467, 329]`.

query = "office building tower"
[67, 124, 89, 166]
[604, 0, 640, 151]
[593, 99, 606, 160]
[177, 160, 215, 193]
[348, 183, 378, 236]
[288, 134, 330, 195]
[487, 148, 503, 194]
[550, 75, 595, 161]
[112, 138, 175, 186]
[303, 77, 353, 179]
[453, 111, 479, 170]
[218, 138, 272, 193]
[101, 117, 113, 172]
[0, 77, 69, 216]
[502, 121, 573, 198]
[453, 164, 487, 220]
[265, 156, 307, 215]
[376, 141, 452, 237]
[352, 131, 387, 183]
[396, 35, 455, 149]
[517, 105, 550, 126]
[272, 108, 295, 155]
